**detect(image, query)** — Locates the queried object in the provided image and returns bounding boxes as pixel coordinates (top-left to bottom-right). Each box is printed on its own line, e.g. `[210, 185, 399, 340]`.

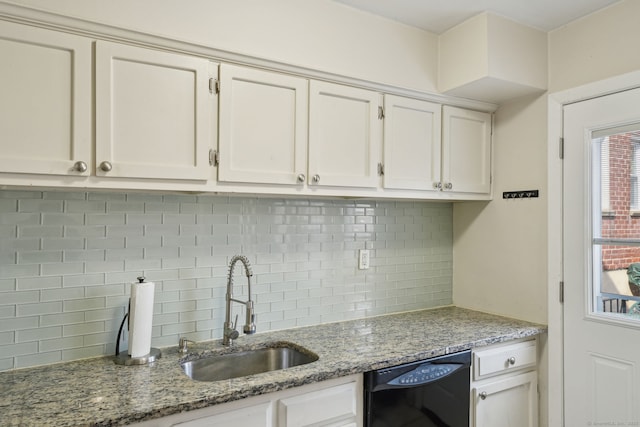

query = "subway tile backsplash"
[0, 190, 453, 371]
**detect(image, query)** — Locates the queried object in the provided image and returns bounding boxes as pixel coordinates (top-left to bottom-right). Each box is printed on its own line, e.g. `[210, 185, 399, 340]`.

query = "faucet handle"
[228, 314, 240, 340]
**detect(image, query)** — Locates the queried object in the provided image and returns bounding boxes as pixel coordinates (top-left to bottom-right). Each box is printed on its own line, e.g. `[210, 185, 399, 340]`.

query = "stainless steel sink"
[180, 343, 318, 381]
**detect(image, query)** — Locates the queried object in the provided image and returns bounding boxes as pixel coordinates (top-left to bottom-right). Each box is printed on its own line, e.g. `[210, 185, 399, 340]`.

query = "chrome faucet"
[223, 255, 256, 346]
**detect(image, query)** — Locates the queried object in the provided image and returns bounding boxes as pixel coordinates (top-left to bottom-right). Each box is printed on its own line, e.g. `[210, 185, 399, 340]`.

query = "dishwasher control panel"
[365, 350, 471, 392]
[389, 363, 458, 385]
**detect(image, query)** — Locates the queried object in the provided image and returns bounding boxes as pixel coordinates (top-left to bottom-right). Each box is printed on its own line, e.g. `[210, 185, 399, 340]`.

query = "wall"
[2, 0, 439, 93]
[453, 93, 548, 325]
[548, 0, 640, 93]
[0, 190, 453, 371]
[453, 0, 640, 325]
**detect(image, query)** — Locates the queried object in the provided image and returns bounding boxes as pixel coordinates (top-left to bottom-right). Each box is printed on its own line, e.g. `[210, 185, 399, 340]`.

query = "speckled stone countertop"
[0, 307, 546, 426]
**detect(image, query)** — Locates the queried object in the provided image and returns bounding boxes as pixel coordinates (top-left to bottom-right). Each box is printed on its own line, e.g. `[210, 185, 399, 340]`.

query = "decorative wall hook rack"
[502, 190, 539, 199]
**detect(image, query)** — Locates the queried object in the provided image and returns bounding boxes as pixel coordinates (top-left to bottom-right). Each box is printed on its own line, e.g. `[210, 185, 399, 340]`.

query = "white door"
[308, 81, 381, 188]
[0, 20, 92, 176]
[441, 106, 491, 194]
[382, 95, 441, 191]
[95, 41, 215, 180]
[564, 87, 640, 425]
[217, 64, 308, 185]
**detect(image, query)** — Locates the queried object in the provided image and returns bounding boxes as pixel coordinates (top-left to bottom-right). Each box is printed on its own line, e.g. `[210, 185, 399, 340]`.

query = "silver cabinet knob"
[99, 161, 113, 172]
[297, 173, 306, 183]
[479, 391, 488, 400]
[508, 356, 516, 365]
[433, 182, 442, 190]
[445, 182, 453, 190]
[312, 174, 320, 184]
[73, 161, 87, 173]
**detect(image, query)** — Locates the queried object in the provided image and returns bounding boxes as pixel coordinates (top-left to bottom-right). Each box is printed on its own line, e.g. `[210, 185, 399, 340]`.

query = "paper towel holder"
[114, 347, 161, 366]
[114, 277, 161, 366]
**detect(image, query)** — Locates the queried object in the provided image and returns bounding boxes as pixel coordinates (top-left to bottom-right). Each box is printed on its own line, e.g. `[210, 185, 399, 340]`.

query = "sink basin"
[181, 343, 319, 382]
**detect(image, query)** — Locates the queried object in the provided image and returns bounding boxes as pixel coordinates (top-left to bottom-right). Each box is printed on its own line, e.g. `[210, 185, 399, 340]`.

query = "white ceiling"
[332, 0, 621, 34]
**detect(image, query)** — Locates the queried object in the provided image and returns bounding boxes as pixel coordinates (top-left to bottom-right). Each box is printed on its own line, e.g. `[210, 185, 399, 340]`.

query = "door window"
[593, 126, 640, 320]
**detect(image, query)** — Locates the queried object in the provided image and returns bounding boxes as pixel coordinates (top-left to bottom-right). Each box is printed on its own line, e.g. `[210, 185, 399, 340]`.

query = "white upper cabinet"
[382, 95, 441, 191]
[442, 105, 492, 195]
[217, 64, 308, 185]
[0, 20, 92, 176]
[308, 81, 382, 188]
[0, 17, 493, 199]
[95, 41, 215, 181]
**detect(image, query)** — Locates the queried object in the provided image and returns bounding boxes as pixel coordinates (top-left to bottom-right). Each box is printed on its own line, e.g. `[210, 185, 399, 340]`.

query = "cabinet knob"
[72, 161, 87, 173]
[433, 182, 442, 190]
[479, 391, 488, 400]
[445, 182, 453, 190]
[508, 356, 516, 365]
[99, 161, 113, 172]
[297, 173, 306, 183]
[312, 174, 320, 184]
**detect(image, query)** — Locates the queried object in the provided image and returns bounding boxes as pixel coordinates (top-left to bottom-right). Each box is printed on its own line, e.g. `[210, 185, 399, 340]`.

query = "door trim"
[548, 69, 640, 427]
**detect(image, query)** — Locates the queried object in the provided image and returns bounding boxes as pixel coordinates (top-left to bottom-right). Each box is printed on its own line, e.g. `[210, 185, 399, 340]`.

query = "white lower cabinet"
[472, 371, 537, 427]
[470, 340, 538, 427]
[278, 381, 359, 427]
[130, 374, 362, 427]
[173, 401, 273, 427]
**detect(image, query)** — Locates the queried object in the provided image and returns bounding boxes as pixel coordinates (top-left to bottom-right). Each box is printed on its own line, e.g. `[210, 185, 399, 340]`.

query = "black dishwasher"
[364, 350, 471, 427]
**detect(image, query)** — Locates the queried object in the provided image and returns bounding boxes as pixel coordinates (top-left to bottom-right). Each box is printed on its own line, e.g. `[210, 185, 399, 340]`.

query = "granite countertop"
[0, 306, 547, 426]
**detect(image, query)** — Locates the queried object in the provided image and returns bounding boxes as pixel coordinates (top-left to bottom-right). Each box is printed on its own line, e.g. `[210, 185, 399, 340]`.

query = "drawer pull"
[479, 391, 488, 400]
[508, 356, 516, 365]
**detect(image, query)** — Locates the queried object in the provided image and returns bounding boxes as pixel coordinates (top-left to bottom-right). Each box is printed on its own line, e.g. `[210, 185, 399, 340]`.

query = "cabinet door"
[442, 106, 491, 194]
[0, 21, 91, 176]
[309, 81, 381, 188]
[278, 381, 358, 427]
[96, 41, 214, 180]
[172, 401, 273, 427]
[217, 64, 308, 185]
[383, 95, 441, 191]
[472, 371, 538, 427]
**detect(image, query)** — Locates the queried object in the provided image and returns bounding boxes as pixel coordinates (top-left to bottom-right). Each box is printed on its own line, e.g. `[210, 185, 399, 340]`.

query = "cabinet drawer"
[473, 340, 536, 380]
[278, 381, 357, 427]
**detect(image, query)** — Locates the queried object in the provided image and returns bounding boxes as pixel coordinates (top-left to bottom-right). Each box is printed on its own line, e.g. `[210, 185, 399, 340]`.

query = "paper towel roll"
[128, 278, 155, 358]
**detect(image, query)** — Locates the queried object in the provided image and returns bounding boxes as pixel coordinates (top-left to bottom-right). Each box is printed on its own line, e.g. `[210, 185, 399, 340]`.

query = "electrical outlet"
[358, 249, 370, 270]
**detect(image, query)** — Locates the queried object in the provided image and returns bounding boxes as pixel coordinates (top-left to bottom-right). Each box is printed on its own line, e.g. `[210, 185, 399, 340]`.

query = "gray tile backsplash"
[0, 190, 453, 371]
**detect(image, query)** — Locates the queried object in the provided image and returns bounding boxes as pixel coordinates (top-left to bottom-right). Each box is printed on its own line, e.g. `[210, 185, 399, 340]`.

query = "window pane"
[595, 244, 640, 318]
[597, 130, 640, 240]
